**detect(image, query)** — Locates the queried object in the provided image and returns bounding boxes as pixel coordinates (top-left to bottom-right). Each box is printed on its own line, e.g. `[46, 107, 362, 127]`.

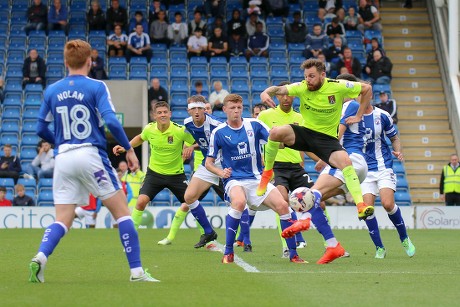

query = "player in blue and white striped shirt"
[28, 40, 158, 283]
[206, 94, 305, 264]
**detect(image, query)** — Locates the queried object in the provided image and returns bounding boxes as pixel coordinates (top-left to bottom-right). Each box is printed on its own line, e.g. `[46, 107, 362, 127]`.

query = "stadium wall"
[2, 206, 459, 229]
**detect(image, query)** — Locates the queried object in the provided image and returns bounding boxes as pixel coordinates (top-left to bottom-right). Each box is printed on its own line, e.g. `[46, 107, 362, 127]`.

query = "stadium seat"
[37, 191, 54, 206]
[394, 191, 411, 206]
[229, 57, 247, 65]
[0, 178, 15, 190]
[22, 108, 40, 120]
[22, 120, 38, 133]
[170, 79, 189, 94]
[170, 93, 188, 108]
[17, 178, 37, 195]
[38, 178, 53, 193]
[1, 106, 21, 120]
[0, 120, 20, 133]
[209, 56, 227, 64]
[170, 64, 189, 79]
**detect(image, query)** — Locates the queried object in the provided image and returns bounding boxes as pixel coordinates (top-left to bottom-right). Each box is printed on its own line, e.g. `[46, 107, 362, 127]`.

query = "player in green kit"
[257, 59, 375, 228]
[257, 81, 311, 257]
[113, 101, 217, 248]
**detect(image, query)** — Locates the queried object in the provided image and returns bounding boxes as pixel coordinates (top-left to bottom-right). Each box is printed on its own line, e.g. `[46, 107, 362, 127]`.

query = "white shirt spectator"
[32, 149, 54, 171]
[209, 88, 230, 108]
[187, 35, 208, 50]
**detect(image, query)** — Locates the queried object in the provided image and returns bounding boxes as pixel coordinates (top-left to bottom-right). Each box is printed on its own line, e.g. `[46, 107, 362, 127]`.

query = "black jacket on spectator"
[285, 20, 307, 43]
[27, 2, 48, 24]
[366, 56, 393, 80]
[87, 8, 106, 31]
[23, 56, 46, 81]
[89, 56, 107, 80]
[148, 86, 169, 105]
[106, 6, 128, 32]
[337, 57, 362, 78]
[227, 16, 246, 37]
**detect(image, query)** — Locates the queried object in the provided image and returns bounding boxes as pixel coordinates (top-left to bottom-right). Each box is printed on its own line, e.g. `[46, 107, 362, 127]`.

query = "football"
[289, 187, 315, 213]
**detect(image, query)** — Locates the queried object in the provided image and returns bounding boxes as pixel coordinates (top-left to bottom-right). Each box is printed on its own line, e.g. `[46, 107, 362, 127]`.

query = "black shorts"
[287, 124, 344, 166]
[274, 162, 314, 192]
[139, 168, 188, 203]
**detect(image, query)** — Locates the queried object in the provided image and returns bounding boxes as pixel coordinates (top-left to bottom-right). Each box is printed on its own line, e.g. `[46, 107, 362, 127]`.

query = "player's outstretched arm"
[125, 148, 139, 172]
[260, 85, 289, 108]
[345, 82, 372, 124]
[205, 157, 231, 178]
[390, 135, 404, 161]
[113, 134, 144, 156]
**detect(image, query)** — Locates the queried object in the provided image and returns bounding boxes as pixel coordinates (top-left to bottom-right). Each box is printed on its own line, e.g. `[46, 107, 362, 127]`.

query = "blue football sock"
[118, 217, 142, 269]
[225, 214, 241, 255]
[248, 213, 255, 226]
[190, 203, 213, 234]
[280, 219, 298, 259]
[365, 215, 384, 249]
[38, 222, 66, 257]
[388, 206, 408, 242]
[310, 205, 334, 241]
[291, 211, 306, 243]
[236, 209, 249, 242]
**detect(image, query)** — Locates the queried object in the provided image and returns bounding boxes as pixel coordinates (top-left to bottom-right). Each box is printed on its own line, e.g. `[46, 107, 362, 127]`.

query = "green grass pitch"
[1, 228, 459, 306]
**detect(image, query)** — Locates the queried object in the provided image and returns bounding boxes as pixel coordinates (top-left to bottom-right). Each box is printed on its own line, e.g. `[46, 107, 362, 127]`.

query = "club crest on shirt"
[168, 136, 174, 144]
[69, 80, 74, 86]
[247, 130, 253, 137]
[374, 117, 381, 126]
[328, 95, 336, 104]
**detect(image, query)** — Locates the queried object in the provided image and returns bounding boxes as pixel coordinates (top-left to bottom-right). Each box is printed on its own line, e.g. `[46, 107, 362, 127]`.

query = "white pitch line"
[255, 271, 460, 275]
[214, 241, 260, 273]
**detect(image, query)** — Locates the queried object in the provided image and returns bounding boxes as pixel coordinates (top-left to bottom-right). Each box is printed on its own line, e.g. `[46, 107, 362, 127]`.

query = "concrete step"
[398, 105, 447, 117]
[390, 78, 443, 91]
[407, 174, 442, 190]
[386, 50, 437, 64]
[394, 92, 446, 106]
[392, 64, 440, 78]
[405, 161, 446, 176]
[384, 38, 435, 51]
[409, 188, 443, 204]
[397, 120, 450, 132]
[381, 12, 430, 25]
[400, 134, 455, 147]
[383, 25, 432, 38]
[403, 148, 456, 161]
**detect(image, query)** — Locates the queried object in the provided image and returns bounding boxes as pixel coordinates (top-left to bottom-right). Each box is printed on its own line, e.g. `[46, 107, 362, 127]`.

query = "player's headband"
[188, 102, 206, 109]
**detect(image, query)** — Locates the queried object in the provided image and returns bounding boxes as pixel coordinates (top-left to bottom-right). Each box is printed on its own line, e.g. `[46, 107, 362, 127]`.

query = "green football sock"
[131, 208, 144, 229]
[276, 214, 288, 249]
[342, 165, 364, 204]
[166, 208, 188, 241]
[264, 139, 280, 171]
[196, 219, 205, 235]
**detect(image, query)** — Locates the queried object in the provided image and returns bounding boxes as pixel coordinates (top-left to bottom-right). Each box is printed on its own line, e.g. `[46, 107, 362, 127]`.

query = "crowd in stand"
[0, 0, 410, 205]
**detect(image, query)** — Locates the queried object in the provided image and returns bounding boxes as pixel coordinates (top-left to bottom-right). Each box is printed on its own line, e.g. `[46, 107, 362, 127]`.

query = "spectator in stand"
[252, 103, 267, 118]
[87, 0, 106, 32]
[13, 184, 35, 206]
[0, 78, 4, 103]
[23, 0, 48, 35]
[325, 36, 344, 66]
[188, 10, 207, 36]
[148, 78, 168, 105]
[129, 11, 148, 34]
[106, 0, 128, 34]
[367, 37, 386, 62]
[24, 141, 54, 180]
[247, 0, 262, 16]
[357, 0, 382, 34]
[440, 154, 460, 206]
[88, 49, 108, 80]
[246, 12, 266, 37]
[187, 27, 208, 59]
[317, 51, 332, 76]
[208, 15, 227, 38]
[0, 186, 12, 207]
[228, 32, 247, 57]
[47, 0, 68, 34]
[303, 24, 329, 59]
[22, 49, 46, 89]
[149, 0, 164, 28]
[245, 21, 269, 61]
[168, 12, 188, 46]
[265, 0, 289, 17]
[205, 0, 225, 18]
[365, 50, 392, 84]
[337, 47, 362, 78]
[107, 24, 128, 57]
[344, 6, 359, 30]
[0, 144, 21, 184]
[325, 17, 346, 44]
[126, 24, 152, 62]
[209, 80, 229, 111]
[318, 0, 342, 22]
[208, 27, 229, 60]
[335, 7, 346, 23]
[285, 11, 307, 44]
[375, 91, 398, 124]
[150, 10, 169, 45]
[227, 9, 246, 37]
[191, 81, 208, 98]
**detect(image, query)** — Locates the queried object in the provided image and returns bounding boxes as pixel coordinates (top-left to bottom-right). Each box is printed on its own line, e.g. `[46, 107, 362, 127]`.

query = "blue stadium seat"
[249, 57, 268, 65]
[250, 64, 269, 78]
[170, 51, 188, 64]
[230, 65, 249, 79]
[17, 178, 37, 195]
[20, 147, 37, 161]
[267, 24, 285, 37]
[38, 178, 53, 193]
[22, 120, 38, 133]
[108, 56, 127, 65]
[21, 133, 40, 146]
[190, 64, 209, 79]
[0, 133, 19, 147]
[170, 79, 189, 93]
[394, 191, 411, 206]
[364, 30, 382, 43]
[392, 161, 405, 174]
[150, 64, 169, 79]
[229, 57, 247, 65]
[0, 178, 15, 193]
[25, 83, 44, 93]
[171, 109, 189, 122]
[1, 107, 21, 120]
[251, 79, 269, 93]
[1, 119, 20, 133]
[47, 51, 64, 65]
[170, 93, 188, 108]
[231, 79, 249, 93]
[189, 56, 208, 64]
[209, 56, 227, 64]
[397, 177, 409, 191]
[270, 64, 289, 79]
[2, 97, 22, 108]
[152, 190, 171, 206]
[170, 64, 189, 79]
[37, 191, 54, 206]
[210, 64, 228, 79]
